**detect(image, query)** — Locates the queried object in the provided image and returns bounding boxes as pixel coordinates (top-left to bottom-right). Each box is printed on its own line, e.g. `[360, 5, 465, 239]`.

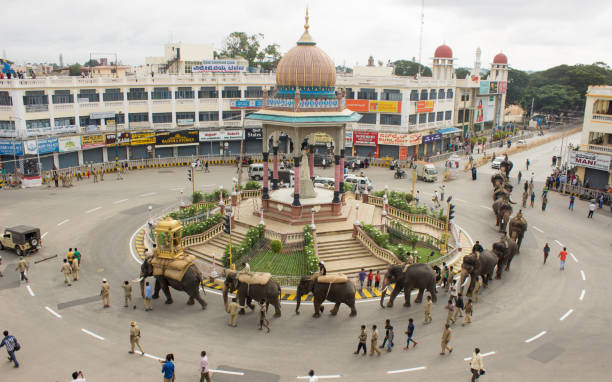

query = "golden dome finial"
[304, 8, 309, 31]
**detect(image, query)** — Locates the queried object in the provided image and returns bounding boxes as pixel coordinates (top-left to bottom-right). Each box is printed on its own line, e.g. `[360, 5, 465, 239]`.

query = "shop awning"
[438, 127, 461, 135]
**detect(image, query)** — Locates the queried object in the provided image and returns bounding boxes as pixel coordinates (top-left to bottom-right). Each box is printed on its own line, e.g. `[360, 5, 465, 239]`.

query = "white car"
[491, 156, 505, 169]
[344, 174, 373, 191]
[516, 139, 527, 145]
[313, 176, 335, 188]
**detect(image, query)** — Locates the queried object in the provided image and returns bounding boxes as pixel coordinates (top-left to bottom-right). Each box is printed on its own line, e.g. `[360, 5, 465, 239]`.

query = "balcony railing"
[153, 123, 173, 130]
[25, 104, 49, 113]
[54, 104, 74, 112]
[587, 144, 612, 154]
[592, 114, 612, 123]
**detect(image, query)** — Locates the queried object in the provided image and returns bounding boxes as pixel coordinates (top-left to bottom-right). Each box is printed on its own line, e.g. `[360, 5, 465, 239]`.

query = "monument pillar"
[309, 144, 315, 180]
[262, 152, 270, 200]
[272, 146, 279, 190]
[339, 148, 345, 195]
[292, 155, 301, 206]
[333, 154, 341, 203]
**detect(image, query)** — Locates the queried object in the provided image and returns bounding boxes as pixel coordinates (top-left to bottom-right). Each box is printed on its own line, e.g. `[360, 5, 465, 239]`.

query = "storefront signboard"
[58, 136, 82, 152]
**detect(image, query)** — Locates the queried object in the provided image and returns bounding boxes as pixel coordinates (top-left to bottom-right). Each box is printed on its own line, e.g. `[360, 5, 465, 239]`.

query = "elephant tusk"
[133, 277, 144, 283]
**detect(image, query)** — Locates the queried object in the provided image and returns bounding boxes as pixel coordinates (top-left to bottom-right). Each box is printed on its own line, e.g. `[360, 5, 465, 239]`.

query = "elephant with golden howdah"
[296, 273, 357, 317]
[223, 271, 282, 317]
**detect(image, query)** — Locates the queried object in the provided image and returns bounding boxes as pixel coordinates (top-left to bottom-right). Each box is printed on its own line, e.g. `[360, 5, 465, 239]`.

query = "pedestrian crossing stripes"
[134, 229, 147, 259]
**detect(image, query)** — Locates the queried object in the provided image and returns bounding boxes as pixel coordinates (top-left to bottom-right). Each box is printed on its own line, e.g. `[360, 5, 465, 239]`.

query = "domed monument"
[248, 9, 361, 222]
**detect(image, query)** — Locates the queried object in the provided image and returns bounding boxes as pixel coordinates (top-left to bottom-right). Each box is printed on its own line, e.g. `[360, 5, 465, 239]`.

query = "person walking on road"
[74, 248, 81, 266]
[462, 299, 473, 326]
[144, 281, 153, 311]
[558, 247, 568, 271]
[449, 279, 458, 302]
[380, 319, 392, 350]
[367, 269, 373, 288]
[440, 324, 453, 355]
[453, 294, 464, 322]
[522, 190, 528, 208]
[16, 258, 29, 283]
[354, 325, 367, 355]
[543, 243, 550, 264]
[370, 325, 381, 356]
[259, 300, 270, 333]
[358, 268, 366, 290]
[129, 321, 144, 355]
[588, 202, 596, 218]
[160, 354, 175, 382]
[517, 170, 522, 184]
[530, 191, 536, 208]
[569, 194, 575, 211]
[61, 259, 72, 286]
[403, 318, 418, 350]
[122, 281, 136, 309]
[445, 299, 456, 325]
[307, 370, 318, 382]
[0, 256, 3, 277]
[424, 295, 433, 324]
[526, 158, 530, 170]
[374, 271, 381, 289]
[541, 194, 548, 211]
[384, 321, 394, 352]
[0, 330, 20, 368]
[100, 279, 110, 308]
[67, 248, 74, 265]
[228, 297, 239, 327]
[200, 350, 211, 382]
[469, 347, 484, 381]
[472, 276, 481, 303]
[71, 256, 79, 281]
[472, 241, 483, 255]
[71, 371, 86, 381]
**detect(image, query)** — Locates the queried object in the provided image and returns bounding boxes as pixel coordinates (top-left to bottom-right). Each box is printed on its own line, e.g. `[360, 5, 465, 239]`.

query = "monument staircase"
[184, 225, 248, 268]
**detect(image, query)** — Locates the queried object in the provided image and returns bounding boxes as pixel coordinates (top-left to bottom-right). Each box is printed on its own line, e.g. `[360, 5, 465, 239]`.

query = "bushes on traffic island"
[222, 224, 265, 268]
[191, 191, 204, 204]
[240, 181, 262, 190]
[169, 203, 215, 220]
[303, 225, 318, 274]
[270, 239, 282, 253]
[181, 214, 223, 237]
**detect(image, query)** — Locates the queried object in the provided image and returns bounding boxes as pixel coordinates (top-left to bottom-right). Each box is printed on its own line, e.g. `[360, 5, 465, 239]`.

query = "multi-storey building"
[0, 44, 509, 174]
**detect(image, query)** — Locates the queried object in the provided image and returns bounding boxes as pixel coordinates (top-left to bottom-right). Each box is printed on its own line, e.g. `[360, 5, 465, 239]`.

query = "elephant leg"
[152, 278, 161, 299]
[330, 302, 340, 316]
[246, 296, 255, 310]
[193, 291, 207, 309]
[272, 298, 281, 318]
[414, 288, 424, 303]
[238, 292, 246, 315]
[387, 285, 401, 307]
[158, 278, 173, 304]
[430, 283, 437, 303]
[187, 296, 195, 305]
[466, 277, 475, 297]
[348, 301, 357, 316]
[312, 297, 322, 318]
[403, 286, 412, 307]
[517, 235, 523, 253]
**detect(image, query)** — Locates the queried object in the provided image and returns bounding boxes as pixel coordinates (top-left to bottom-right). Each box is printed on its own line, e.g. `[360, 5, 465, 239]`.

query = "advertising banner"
[416, 100, 434, 113]
[192, 60, 247, 73]
[422, 133, 442, 144]
[58, 136, 82, 152]
[399, 146, 409, 160]
[369, 100, 401, 113]
[353, 131, 378, 146]
[489, 81, 498, 95]
[130, 131, 156, 146]
[345, 99, 370, 112]
[199, 131, 222, 141]
[90, 111, 115, 119]
[314, 133, 332, 144]
[569, 151, 611, 172]
[479, 80, 490, 96]
[177, 119, 194, 126]
[0, 140, 24, 156]
[222, 130, 243, 140]
[407, 133, 422, 146]
[245, 128, 262, 141]
[156, 130, 199, 146]
[345, 131, 353, 148]
[105, 133, 131, 146]
[81, 134, 105, 149]
[498, 81, 507, 94]
[231, 99, 264, 109]
[378, 133, 408, 146]
[24, 138, 59, 155]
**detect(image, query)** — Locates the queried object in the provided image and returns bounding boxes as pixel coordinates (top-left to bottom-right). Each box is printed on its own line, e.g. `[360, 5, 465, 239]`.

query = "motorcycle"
[394, 168, 406, 179]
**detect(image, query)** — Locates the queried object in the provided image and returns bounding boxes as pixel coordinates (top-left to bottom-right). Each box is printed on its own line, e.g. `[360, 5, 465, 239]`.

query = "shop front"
[352, 131, 378, 158]
[105, 133, 130, 161]
[570, 151, 612, 189]
[58, 136, 82, 168]
[156, 130, 199, 158]
[130, 131, 156, 159]
[245, 128, 263, 154]
[422, 133, 442, 156]
[81, 134, 105, 164]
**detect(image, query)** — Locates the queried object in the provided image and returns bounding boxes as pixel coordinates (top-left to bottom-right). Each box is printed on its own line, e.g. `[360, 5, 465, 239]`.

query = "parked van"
[344, 174, 373, 191]
[248, 164, 270, 180]
[415, 161, 438, 182]
[277, 169, 295, 188]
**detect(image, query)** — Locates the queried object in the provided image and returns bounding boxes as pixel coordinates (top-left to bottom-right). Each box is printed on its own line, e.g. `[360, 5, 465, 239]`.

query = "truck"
[415, 161, 438, 182]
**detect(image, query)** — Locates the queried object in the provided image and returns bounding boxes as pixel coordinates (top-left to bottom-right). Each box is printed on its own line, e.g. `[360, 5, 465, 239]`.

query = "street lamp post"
[354, 203, 360, 226]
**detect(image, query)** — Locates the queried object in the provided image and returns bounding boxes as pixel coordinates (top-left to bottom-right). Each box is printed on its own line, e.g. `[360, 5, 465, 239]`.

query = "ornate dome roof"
[434, 44, 453, 58]
[493, 53, 508, 64]
[275, 10, 336, 88]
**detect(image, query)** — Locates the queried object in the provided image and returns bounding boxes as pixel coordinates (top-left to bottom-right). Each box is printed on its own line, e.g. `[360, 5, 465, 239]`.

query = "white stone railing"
[354, 225, 401, 265]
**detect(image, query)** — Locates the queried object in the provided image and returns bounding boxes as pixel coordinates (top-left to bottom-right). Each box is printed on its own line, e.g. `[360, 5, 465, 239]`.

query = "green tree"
[256, 43, 282, 72]
[455, 67, 471, 79]
[83, 59, 99, 67]
[392, 60, 432, 77]
[506, 67, 529, 107]
[219, 32, 281, 71]
[68, 63, 82, 76]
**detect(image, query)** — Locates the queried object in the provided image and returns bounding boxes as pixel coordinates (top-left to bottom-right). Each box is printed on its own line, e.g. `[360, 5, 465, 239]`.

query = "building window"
[428, 112, 436, 122]
[461, 92, 470, 102]
[0, 120, 15, 130]
[199, 111, 219, 121]
[357, 88, 377, 100]
[79, 116, 100, 126]
[129, 112, 149, 123]
[222, 86, 240, 98]
[176, 112, 195, 121]
[127, 88, 147, 101]
[52, 90, 74, 104]
[23, 90, 48, 105]
[198, 87, 218, 98]
[418, 114, 427, 124]
[446, 89, 454, 99]
[420, 89, 428, 101]
[345, 88, 355, 99]
[429, 89, 437, 100]
[77, 89, 99, 103]
[381, 89, 402, 101]
[152, 113, 172, 123]
[445, 111, 452, 120]
[55, 117, 75, 127]
[410, 90, 418, 101]
[408, 114, 417, 125]
[223, 111, 241, 120]
[25, 119, 51, 130]
[359, 113, 377, 124]
[0, 91, 12, 106]
[175, 87, 194, 99]
[380, 114, 401, 125]
[151, 87, 171, 100]
[437, 111, 444, 121]
[245, 86, 263, 98]
[438, 89, 445, 99]
[103, 88, 124, 102]
[113, 114, 125, 124]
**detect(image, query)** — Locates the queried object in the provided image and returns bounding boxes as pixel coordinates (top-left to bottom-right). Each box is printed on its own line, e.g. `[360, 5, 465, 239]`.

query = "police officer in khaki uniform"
[228, 297, 239, 327]
[122, 281, 136, 309]
[472, 275, 481, 303]
[423, 295, 433, 324]
[100, 279, 110, 307]
[129, 321, 144, 355]
[440, 324, 453, 355]
[16, 258, 29, 282]
[61, 259, 72, 286]
[71, 257, 79, 281]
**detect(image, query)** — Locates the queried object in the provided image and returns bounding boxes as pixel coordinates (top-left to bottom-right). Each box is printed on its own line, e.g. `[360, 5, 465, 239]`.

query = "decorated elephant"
[223, 271, 281, 317]
[295, 274, 357, 317]
[492, 237, 519, 279]
[508, 211, 528, 252]
[491, 173, 506, 189]
[500, 158, 513, 178]
[492, 198, 513, 233]
[459, 250, 498, 296]
[139, 256, 207, 309]
[493, 186, 512, 202]
[380, 264, 437, 308]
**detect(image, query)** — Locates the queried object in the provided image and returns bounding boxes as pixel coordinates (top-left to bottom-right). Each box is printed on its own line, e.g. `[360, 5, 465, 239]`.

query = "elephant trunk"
[379, 277, 390, 308]
[459, 269, 469, 295]
[139, 276, 145, 298]
[222, 284, 229, 313]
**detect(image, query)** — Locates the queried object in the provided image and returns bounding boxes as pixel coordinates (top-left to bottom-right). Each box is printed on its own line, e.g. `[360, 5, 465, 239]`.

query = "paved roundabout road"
[1, 132, 610, 381]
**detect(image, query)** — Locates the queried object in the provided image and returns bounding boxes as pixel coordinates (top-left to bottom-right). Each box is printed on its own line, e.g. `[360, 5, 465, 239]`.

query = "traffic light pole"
[441, 200, 450, 255]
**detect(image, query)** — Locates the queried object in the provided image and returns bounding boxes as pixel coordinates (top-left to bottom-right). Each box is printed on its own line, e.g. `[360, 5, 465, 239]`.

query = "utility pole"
[417, 0, 425, 77]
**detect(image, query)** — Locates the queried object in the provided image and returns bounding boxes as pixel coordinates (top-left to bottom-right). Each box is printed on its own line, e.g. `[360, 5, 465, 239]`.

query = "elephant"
[223, 271, 282, 317]
[491, 173, 506, 189]
[492, 237, 519, 279]
[493, 186, 511, 202]
[459, 250, 498, 296]
[500, 159, 513, 178]
[139, 256, 207, 309]
[508, 212, 528, 252]
[295, 274, 357, 317]
[492, 198, 513, 233]
[380, 264, 437, 308]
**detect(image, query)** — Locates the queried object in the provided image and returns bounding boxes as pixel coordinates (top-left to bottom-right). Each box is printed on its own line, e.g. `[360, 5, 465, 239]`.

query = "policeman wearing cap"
[100, 278, 110, 308]
[129, 321, 144, 355]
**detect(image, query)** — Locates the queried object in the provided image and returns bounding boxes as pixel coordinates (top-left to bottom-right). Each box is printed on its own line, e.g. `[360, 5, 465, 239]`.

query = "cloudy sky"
[3, 0, 610, 71]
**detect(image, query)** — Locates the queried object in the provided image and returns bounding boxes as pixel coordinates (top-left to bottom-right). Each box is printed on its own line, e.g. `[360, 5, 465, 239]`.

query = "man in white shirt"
[71, 371, 86, 382]
[307, 369, 318, 382]
[587, 202, 596, 218]
[200, 350, 211, 382]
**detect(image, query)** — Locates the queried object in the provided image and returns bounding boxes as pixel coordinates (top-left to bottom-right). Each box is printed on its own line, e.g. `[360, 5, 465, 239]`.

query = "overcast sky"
[3, 0, 610, 72]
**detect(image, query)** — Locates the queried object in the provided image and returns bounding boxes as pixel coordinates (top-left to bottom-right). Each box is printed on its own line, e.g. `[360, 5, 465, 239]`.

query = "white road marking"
[57, 219, 70, 226]
[554, 240, 564, 247]
[570, 253, 578, 263]
[42, 232, 48, 238]
[144, 353, 163, 361]
[387, 367, 426, 374]
[579, 289, 585, 301]
[85, 206, 102, 214]
[45, 306, 62, 319]
[81, 328, 105, 340]
[479, 205, 492, 211]
[212, 369, 246, 376]
[580, 270, 586, 281]
[525, 331, 547, 343]
[560, 309, 574, 321]
[129, 223, 146, 265]
[454, 198, 467, 203]
[464, 351, 496, 361]
[533, 226, 544, 233]
[26, 285, 35, 296]
[297, 374, 340, 379]
[139, 192, 157, 197]
[170, 187, 183, 191]
[113, 198, 128, 204]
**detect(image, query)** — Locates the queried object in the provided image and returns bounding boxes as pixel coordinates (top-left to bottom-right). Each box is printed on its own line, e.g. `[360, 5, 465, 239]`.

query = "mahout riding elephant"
[500, 158, 513, 178]
[491, 173, 506, 189]
[295, 274, 356, 317]
[492, 237, 519, 279]
[380, 264, 437, 308]
[508, 211, 528, 252]
[459, 250, 498, 296]
[223, 271, 282, 317]
[139, 256, 207, 309]
[493, 186, 512, 202]
[492, 198, 513, 233]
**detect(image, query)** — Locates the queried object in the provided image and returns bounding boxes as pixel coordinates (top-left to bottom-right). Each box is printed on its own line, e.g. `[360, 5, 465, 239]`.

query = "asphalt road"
[1, 131, 610, 381]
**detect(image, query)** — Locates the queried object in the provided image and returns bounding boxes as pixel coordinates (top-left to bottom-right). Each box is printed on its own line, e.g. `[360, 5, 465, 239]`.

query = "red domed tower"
[432, 43, 454, 80]
[490, 52, 509, 126]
